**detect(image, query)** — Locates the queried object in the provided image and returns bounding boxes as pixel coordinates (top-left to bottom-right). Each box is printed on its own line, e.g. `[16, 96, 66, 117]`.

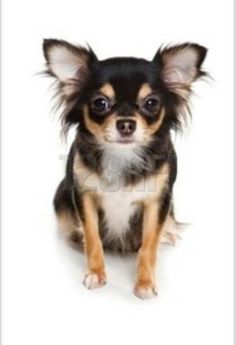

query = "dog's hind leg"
[53, 178, 84, 248]
[160, 214, 181, 245]
[160, 206, 186, 245]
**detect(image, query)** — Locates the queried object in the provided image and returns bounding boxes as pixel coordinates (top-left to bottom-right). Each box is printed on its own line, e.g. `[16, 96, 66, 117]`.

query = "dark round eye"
[91, 96, 109, 113]
[143, 96, 159, 112]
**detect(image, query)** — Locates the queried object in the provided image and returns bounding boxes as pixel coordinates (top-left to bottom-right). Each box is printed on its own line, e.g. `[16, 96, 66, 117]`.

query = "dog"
[43, 39, 207, 299]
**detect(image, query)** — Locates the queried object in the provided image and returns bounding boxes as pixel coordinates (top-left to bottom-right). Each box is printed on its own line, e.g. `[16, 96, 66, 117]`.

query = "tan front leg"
[82, 193, 106, 290]
[134, 201, 166, 299]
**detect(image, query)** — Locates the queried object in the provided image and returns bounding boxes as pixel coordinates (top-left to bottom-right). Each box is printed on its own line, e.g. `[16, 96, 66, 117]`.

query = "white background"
[2, 0, 233, 344]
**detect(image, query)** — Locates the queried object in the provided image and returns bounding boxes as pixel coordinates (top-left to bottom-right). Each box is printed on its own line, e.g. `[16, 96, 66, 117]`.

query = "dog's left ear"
[43, 39, 97, 97]
[153, 43, 207, 97]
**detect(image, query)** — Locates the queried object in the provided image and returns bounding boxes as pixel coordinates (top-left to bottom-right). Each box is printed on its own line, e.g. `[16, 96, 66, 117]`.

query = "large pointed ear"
[153, 43, 207, 97]
[43, 39, 97, 97]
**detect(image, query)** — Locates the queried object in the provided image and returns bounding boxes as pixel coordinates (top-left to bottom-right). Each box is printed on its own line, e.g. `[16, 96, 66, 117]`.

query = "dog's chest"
[100, 189, 140, 239]
[98, 175, 161, 238]
[74, 153, 168, 239]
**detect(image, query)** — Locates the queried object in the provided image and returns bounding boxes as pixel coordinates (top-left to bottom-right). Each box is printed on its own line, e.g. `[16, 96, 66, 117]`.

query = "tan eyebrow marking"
[99, 83, 115, 99]
[137, 83, 152, 99]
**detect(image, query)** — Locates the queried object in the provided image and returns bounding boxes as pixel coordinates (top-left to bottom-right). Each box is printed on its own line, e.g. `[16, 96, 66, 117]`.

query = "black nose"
[116, 119, 136, 136]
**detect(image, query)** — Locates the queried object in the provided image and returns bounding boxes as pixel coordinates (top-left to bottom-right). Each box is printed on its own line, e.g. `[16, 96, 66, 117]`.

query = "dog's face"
[43, 40, 207, 150]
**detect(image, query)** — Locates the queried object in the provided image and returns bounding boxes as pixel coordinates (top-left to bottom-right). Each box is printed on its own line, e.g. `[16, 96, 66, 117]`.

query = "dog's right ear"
[43, 39, 97, 97]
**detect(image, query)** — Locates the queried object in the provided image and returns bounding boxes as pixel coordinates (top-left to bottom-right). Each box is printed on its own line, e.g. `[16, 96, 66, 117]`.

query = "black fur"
[44, 40, 207, 253]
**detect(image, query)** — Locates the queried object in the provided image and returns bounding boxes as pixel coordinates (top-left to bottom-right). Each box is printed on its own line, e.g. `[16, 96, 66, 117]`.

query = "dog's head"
[43, 39, 207, 150]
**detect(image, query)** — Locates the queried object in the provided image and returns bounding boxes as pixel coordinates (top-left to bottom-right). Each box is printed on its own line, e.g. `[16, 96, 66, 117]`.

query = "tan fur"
[83, 106, 119, 143]
[82, 192, 106, 279]
[73, 152, 100, 192]
[137, 83, 152, 99]
[135, 204, 159, 284]
[83, 106, 105, 141]
[57, 209, 84, 244]
[134, 165, 170, 297]
[57, 210, 78, 235]
[69, 154, 106, 278]
[133, 110, 165, 143]
[134, 205, 168, 297]
[99, 83, 115, 99]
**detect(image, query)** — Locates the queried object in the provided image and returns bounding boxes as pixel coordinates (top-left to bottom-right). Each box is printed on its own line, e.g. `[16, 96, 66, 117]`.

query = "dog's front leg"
[134, 199, 169, 299]
[81, 192, 106, 290]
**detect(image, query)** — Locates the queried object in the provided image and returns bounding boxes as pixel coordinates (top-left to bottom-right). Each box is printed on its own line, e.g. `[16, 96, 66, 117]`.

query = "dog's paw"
[160, 217, 182, 246]
[134, 283, 158, 300]
[160, 230, 181, 245]
[83, 271, 106, 290]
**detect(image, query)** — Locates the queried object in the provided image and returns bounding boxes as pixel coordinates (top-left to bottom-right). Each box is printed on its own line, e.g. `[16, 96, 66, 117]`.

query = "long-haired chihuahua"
[43, 39, 207, 299]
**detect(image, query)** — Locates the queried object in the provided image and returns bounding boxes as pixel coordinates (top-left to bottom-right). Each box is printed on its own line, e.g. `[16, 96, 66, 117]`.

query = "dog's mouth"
[116, 138, 135, 144]
[105, 137, 137, 145]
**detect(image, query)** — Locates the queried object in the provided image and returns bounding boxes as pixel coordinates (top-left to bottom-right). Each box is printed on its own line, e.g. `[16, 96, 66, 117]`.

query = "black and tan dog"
[43, 39, 207, 299]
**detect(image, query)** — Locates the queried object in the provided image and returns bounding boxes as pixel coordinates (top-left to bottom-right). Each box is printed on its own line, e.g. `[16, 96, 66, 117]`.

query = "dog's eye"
[91, 96, 109, 113]
[143, 96, 159, 112]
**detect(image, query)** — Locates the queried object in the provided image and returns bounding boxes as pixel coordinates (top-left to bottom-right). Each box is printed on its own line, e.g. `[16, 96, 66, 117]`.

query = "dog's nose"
[116, 119, 136, 136]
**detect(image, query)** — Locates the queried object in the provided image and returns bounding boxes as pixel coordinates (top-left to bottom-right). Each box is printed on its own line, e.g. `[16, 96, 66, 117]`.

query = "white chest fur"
[101, 189, 138, 239]
[74, 152, 168, 240]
